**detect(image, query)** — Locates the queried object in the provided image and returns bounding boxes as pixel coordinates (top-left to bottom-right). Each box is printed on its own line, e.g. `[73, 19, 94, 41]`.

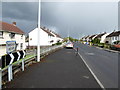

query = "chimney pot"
[12, 22, 16, 26]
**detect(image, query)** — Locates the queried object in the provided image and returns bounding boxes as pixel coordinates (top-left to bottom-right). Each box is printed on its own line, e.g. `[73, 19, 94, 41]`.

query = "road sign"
[1, 50, 26, 69]
[6, 41, 16, 54]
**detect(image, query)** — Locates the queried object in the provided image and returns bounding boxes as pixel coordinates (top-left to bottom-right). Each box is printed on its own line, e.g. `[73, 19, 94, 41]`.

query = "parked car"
[110, 42, 120, 51]
[65, 42, 74, 48]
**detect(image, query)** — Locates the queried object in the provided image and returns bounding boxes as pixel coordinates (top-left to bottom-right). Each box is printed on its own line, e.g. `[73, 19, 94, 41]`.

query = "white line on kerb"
[78, 52, 106, 90]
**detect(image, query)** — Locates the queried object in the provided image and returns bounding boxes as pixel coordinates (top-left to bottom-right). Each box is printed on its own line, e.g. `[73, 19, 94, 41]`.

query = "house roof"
[81, 36, 86, 39]
[95, 32, 106, 38]
[85, 35, 90, 39]
[106, 31, 120, 37]
[0, 21, 24, 34]
[89, 34, 96, 39]
[51, 31, 62, 38]
[41, 27, 62, 38]
[41, 27, 54, 37]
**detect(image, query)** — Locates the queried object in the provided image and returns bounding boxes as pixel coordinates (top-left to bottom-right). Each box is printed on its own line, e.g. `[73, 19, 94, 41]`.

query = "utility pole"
[37, 0, 41, 62]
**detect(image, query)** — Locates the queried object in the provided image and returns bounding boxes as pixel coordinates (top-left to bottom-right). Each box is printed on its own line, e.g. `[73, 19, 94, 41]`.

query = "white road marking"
[78, 52, 106, 90]
[73, 47, 105, 90]
[83, 76, 89, 79]
[85, 52, 95, 55]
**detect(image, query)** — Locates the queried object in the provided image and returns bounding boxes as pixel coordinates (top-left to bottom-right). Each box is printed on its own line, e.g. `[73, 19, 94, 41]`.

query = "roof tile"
[0, 21, 24, 34]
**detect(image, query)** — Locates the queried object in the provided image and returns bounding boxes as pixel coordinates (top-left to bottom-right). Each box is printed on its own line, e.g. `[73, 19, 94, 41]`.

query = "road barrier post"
[8, 64, 13, 81]
[22, 59, 24, 71]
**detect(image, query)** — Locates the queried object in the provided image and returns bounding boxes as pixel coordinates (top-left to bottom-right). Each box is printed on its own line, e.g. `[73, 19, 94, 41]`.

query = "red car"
[111, 42, 120, 51]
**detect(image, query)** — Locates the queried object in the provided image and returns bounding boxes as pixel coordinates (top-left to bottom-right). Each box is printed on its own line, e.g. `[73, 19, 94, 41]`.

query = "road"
[74, 42, 118, 88]
[3, 48, 101, 88]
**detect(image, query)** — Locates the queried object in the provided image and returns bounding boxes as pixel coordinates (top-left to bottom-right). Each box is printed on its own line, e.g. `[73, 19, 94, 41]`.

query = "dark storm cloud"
[2, 2, 38, 21]
[2, 2, 38, 34]
[41, 2, 118, 38]
[2, 2, 118, 38]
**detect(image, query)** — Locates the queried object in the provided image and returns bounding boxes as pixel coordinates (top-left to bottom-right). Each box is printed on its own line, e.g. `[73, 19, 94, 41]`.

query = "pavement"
[74, 42, 118, 88]
[95, 46, 119, 53]
[3, 48, 101, 88]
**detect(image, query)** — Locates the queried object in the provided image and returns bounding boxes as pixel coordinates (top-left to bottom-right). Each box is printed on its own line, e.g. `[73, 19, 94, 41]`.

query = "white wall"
[50, 32, 63, 44]
[29, 28, 52, 46]
[111, 36, 119, 44]
[119, 35, 120, 41]
[106, 36, 119, 45]
[29, 28, 63, 46]
[100, 33, 110, 43]
[0, 31, 26, 56]
[0, 46, 6, 56]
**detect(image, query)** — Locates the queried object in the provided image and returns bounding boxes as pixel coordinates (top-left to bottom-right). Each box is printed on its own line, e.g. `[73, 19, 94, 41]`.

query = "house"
[81, 35, 90, 44]
[100, 33, 110, 43]
[89, 34, 97, 42]
[94, 32, 106, 40]
[50, 31, 63, 44]
[28, 27, 54, 47]
[28, 27, 63, 47]
[106, 30, 120, 44]
[92, 34, 98, 40]
[81, 36, 86, 42]
[86, 35, 91, 42]
[0, 21, 26, 56]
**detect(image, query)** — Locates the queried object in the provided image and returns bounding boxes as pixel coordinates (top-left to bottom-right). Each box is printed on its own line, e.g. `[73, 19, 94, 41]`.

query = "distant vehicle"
[65, 42, 74, 48]
[110, 42, 120, 51]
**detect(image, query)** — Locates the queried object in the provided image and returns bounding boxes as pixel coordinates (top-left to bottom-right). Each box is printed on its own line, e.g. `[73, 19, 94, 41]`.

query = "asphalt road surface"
[74, 42, 118, 88]
[4, 48, 101, 88]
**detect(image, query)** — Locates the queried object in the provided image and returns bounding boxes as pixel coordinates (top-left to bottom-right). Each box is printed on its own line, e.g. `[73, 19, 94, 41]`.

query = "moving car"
[65, 42, 74, 48]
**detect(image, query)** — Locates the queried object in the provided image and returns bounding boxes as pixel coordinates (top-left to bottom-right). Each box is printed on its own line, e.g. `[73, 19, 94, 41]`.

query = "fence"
[0, 43, 65, 89]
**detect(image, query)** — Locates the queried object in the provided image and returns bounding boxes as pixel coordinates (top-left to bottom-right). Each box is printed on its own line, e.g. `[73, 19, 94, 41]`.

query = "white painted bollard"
[22, 60, 24, 71]
[49, 47, 50, 52]
[10, 65, 13, 80]
[8, 65, 13, 81]
[0, 68, 2, 89]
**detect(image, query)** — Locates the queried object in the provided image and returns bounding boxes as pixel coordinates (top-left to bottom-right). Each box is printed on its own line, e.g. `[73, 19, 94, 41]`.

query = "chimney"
[12, 22, 16, 26]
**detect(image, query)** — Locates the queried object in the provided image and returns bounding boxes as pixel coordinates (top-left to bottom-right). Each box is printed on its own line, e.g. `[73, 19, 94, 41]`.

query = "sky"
[1, 0, 118, 39]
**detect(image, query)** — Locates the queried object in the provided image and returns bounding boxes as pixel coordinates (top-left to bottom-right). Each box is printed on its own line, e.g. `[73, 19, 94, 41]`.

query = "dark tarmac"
[3, 48, 101, 89]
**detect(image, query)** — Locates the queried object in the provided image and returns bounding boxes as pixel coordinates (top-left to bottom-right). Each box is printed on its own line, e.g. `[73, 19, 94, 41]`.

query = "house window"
[9, 33, 15, 39]
[20, 43, 23, 49]
[48, 35, 50, 38]
[0, 31, 3, 38]
[50, 40, 54, 43]
[112, 37, 114, 40]
[21, 34, 23, 39]
[115, 36, 118, 40]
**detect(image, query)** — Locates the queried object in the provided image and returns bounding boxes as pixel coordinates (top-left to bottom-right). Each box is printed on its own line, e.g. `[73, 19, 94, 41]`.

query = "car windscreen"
[67, 42, 72, 44]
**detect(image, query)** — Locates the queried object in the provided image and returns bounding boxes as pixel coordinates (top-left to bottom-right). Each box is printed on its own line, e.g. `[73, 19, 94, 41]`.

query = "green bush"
[52, 44, 55, 46]
[104, 44, 111, 49]
[91, 38, 100, 44]
[113, 41, 120, 44]
[55, 42, 62, 45]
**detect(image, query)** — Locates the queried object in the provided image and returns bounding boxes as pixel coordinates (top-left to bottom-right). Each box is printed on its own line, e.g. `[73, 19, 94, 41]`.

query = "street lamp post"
[37, 0, 41, 62]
